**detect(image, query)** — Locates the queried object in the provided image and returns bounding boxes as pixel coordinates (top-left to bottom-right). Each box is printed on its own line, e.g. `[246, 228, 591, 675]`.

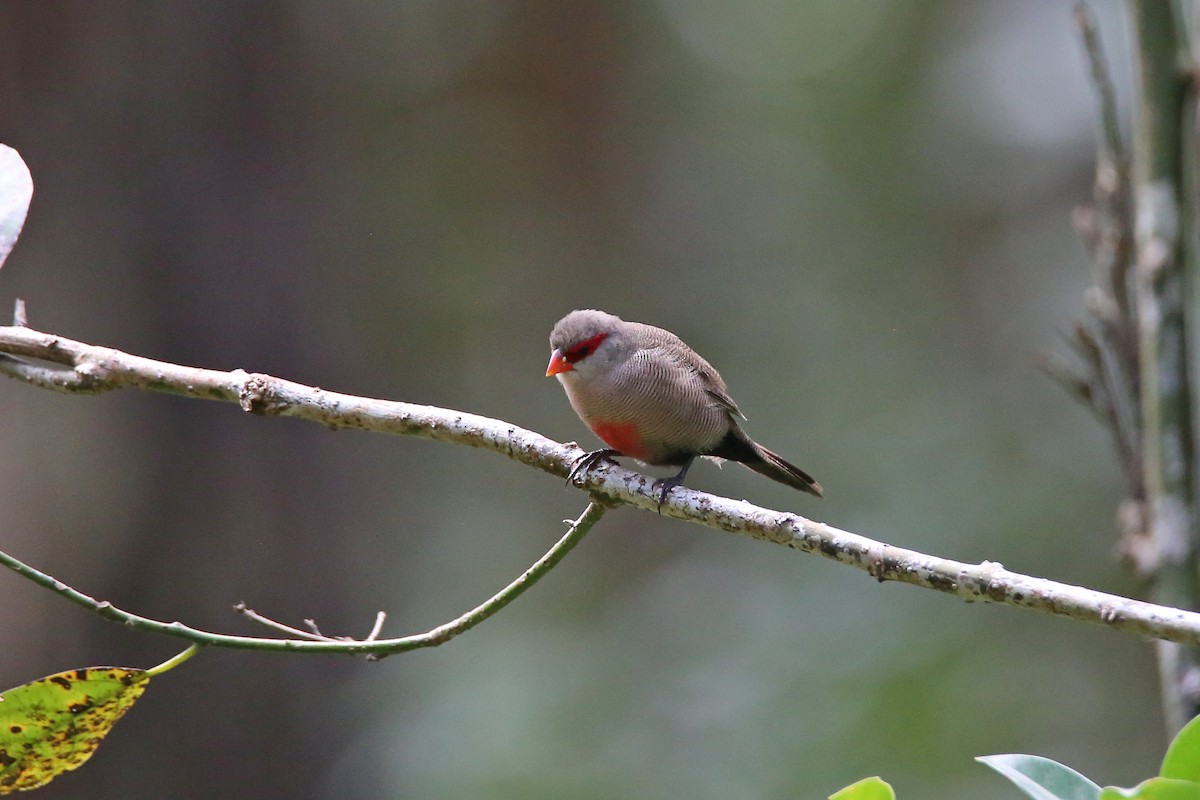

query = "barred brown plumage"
[547, 309, 822, 507]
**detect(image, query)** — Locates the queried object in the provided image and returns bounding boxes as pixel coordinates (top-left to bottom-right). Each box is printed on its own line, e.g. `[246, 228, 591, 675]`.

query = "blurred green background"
[0, 2, 1164, 798]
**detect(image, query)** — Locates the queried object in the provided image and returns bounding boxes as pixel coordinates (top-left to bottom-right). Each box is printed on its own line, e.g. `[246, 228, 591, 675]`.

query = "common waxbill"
[546, 309, 822, 505]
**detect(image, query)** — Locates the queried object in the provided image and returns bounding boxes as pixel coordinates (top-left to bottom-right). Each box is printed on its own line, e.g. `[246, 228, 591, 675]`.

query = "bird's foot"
[651, 476, 682, 512]
[567, 448, 620, 486]
[651, 456, 695, 513]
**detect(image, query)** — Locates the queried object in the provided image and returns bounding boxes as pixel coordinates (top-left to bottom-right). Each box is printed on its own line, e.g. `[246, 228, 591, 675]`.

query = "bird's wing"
[642, 325, 747, 420]
[704, 384, 745, 419]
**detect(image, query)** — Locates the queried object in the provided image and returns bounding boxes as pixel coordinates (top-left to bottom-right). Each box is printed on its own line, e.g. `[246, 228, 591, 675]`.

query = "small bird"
[546, 309, 822, 506]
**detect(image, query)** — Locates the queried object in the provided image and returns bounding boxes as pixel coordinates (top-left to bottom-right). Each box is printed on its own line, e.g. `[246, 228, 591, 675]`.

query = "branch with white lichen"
[5, 318, 1200, 652]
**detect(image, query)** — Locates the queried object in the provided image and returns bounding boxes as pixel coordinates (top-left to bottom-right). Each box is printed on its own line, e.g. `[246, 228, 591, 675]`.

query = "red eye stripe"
[564, 332, 609, 363]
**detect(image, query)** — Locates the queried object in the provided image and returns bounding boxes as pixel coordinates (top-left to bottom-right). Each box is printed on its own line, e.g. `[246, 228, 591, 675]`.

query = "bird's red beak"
[545, 349, 572, 376]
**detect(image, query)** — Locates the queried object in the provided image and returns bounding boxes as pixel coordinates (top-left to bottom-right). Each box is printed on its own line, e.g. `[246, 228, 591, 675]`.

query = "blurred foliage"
[830, 776, 896, 800]
[0, 2, 1162, 798]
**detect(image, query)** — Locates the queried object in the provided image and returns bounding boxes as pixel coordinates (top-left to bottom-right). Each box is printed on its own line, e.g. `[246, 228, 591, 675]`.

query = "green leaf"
[0, 144, 33, 272]
[977, 754, 1101, 800]
[1161, 715, 1200, 781]
[0, 666, 150, 793]
[829, 776, 896, 800]
[1098, 777, 1200, 800]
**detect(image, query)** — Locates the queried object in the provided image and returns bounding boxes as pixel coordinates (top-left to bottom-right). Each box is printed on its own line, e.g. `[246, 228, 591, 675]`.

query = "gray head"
[546, 309, 634, 379]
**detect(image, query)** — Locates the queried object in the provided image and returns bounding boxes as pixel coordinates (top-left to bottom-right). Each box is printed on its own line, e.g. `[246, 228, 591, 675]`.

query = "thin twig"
[234, 603, 341, 641]
[1076, 4, 1126, 173]
[1057, 4, 1143, 503]
[364, 612, 387, 641]
[0, 501, 606, 655]
[235, 610, 386, 642]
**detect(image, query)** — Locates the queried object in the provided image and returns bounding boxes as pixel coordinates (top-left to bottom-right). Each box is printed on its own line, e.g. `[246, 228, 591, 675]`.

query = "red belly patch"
[589, 420, 650, 460]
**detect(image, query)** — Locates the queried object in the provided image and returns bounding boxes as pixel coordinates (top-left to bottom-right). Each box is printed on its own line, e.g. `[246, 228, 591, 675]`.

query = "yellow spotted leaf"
[0, 666, 149, 793]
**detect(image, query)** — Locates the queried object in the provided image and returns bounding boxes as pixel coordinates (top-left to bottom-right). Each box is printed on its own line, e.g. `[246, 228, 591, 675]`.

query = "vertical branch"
[1067, 5, 1141, 505]
[1129, 0, 1200, 734]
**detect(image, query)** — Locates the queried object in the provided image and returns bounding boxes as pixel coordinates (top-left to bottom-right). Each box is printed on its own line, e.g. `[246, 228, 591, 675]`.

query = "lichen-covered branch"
[7, 322, 1200, 649]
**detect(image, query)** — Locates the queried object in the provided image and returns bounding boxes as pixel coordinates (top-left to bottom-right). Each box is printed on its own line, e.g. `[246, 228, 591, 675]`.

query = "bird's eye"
[565, 332, 609, 363]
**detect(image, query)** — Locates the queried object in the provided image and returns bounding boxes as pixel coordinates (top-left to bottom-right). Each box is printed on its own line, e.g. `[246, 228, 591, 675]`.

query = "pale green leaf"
[977, 754, 1101, 800]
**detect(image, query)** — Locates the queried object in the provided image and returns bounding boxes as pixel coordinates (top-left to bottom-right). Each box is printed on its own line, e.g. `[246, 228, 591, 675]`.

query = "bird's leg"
[567, 448, 621, 486]
[653, 456, 695, 511]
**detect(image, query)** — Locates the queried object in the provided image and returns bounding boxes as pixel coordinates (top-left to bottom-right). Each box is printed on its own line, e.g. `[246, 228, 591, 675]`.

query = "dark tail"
[708, 431, 823, 497]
